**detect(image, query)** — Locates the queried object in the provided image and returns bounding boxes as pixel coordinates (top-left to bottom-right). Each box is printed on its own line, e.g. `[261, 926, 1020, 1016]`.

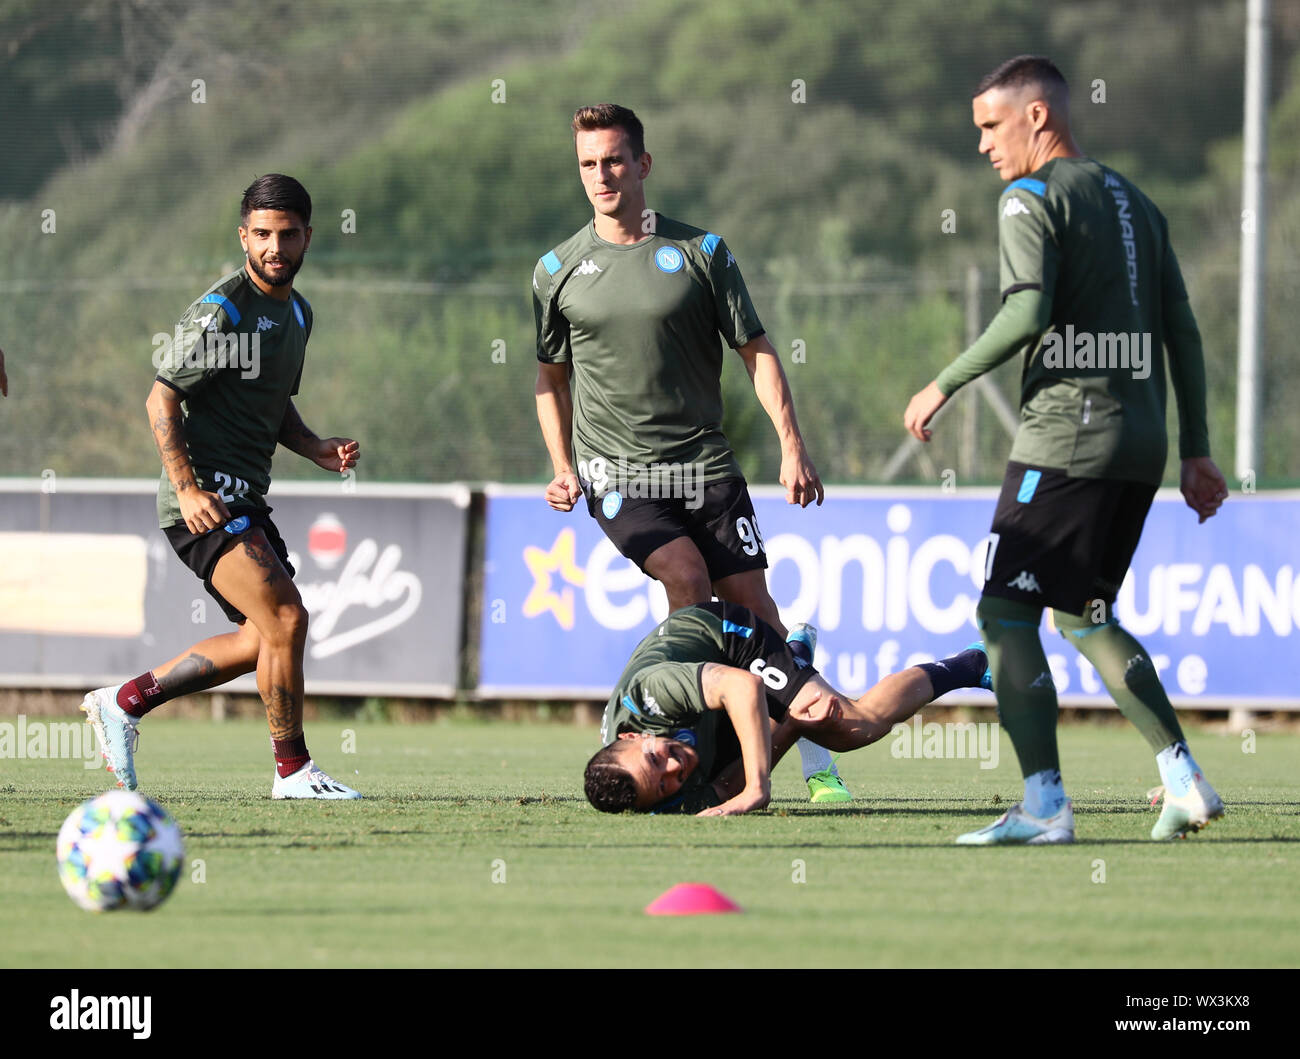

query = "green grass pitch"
[1, 717, 1296, 968]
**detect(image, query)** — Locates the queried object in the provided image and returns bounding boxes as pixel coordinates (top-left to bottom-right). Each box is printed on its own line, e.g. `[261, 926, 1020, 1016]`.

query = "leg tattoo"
[241, 537, 284, 587]
[266, 682, 300, 741]
[156, 652, 219, 698]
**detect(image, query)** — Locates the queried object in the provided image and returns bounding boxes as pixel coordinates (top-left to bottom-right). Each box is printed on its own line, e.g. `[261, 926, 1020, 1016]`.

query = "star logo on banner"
[522, 528, 587, 629]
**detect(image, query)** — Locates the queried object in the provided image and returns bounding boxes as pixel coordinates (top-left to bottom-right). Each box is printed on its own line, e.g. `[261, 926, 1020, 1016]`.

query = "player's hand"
[1180, 456, 1228, 524]
[787, 686, 841, 727]
[178, 488, 232, 535]
[903, 381, 948, 442]
[314, 437, 360, 474]
[780, 444, 824, 507]
[545, 471, 582, 512]
[696, 780, 770, 817]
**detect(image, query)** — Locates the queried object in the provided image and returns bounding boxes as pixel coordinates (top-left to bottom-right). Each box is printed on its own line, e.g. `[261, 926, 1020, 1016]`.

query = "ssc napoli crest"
[601, 491, 623, 519]
[223, 515, 251, 534]
[654, 246, 684, 273]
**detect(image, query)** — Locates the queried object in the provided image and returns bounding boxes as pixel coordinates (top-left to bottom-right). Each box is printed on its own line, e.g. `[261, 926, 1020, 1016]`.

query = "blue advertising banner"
[480, 486, 1300, 706]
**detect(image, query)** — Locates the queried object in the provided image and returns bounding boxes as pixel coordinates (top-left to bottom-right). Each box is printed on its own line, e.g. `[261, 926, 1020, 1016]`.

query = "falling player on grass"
[81, 174, 361, 800]
[583, 602, 993, 815]
[534, 103, 849, 804]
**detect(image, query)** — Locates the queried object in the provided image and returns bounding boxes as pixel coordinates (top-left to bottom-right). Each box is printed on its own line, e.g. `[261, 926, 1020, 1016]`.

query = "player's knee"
[1053, 606, 1119, 644]
[975, 595, 1041, 644]
[660, 567, 712, 607]
[265, 601, 309, 645]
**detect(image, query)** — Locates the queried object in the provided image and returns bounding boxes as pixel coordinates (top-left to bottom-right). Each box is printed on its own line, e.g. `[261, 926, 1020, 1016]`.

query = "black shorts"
[656, 602, 818, 813]
[163, 507, 295, 624]
[586, 476, 768, 580]
[981, 461, 1155, 614]
[690, 601, 818, 782]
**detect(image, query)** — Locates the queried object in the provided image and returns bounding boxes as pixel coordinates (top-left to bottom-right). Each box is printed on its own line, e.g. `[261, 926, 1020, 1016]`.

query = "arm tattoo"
[157, 652, 218, 697]
[701, 663, 726, 708]
[150, 405, 196, 492]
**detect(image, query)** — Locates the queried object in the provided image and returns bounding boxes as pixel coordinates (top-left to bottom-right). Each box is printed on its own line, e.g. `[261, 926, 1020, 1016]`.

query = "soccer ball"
[56, 790, 185, 912]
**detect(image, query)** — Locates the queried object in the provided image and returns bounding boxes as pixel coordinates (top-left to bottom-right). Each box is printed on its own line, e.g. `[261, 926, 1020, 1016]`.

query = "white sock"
[1156, 741, 1201, 799]
[798, 737, 834, 779]
[1023, 769, 1066, 817]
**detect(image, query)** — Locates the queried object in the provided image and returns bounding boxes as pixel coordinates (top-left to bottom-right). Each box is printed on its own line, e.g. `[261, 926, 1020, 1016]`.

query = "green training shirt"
[936, 157, 1210, 485]
[153, 268, 313, 527]
[599, 604, 790, 804]
[533, 214, 763, 497]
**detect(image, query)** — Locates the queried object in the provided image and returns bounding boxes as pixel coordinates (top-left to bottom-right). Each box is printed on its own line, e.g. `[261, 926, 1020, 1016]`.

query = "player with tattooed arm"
[81, 174, 361, 800]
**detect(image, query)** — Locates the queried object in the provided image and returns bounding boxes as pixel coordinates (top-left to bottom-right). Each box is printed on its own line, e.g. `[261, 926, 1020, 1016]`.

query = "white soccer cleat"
[80, 684, 141, 791]
[271, 759, 362, 800]
[956, 800, 1074, 845]
[1148, 778, 1224, 840]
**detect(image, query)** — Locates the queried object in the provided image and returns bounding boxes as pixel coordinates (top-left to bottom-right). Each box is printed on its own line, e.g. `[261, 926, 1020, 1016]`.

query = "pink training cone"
[645, 883, 741, 916]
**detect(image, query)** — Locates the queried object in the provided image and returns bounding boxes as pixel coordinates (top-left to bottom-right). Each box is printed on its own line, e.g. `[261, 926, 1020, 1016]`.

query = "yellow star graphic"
[522, 527, 588, 630]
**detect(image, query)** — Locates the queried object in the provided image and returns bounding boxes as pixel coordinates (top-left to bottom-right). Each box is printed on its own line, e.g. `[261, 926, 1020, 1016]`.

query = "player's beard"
[247, 250, 303, 288]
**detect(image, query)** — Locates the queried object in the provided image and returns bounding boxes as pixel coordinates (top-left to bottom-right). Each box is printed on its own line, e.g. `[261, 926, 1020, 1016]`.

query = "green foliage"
[1, 0, 1298, 484]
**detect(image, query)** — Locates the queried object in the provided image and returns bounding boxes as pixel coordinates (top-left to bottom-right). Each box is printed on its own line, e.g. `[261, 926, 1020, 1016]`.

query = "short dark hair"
[571, 103, 645, 159]
[584, 743, 639, 813]
[240, 174, 312, 226]
[974, 55, 1069, 110]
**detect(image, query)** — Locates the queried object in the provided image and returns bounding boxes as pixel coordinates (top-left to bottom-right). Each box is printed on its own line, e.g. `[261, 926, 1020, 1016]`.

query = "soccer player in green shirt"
[81, 174, 361, 800]
[584, 602, 993, 816]
[534, 103, 850, 804]
[903, 56, 1229, 843]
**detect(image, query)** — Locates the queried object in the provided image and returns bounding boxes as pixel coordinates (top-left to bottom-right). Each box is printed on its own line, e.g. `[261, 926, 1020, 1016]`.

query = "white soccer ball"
[55, 790, 185, 912]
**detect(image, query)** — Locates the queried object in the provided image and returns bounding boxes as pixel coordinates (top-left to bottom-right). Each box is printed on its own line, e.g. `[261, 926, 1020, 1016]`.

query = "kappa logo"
[1124, 653, 1152, 676]
[575, 259, 603, 276]
[643, 694, 664, 717]
[1007, 570, 1042, 593]
[725, 250, 735, 268]
[256, 316, 277, 332]
[195, 313, 217, 332]
[1003, 196, 1031, 218]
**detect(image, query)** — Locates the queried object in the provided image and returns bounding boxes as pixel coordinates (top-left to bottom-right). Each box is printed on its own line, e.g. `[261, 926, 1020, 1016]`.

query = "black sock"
[917, 648, 987, 698]
[787, 639, 813, 670]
